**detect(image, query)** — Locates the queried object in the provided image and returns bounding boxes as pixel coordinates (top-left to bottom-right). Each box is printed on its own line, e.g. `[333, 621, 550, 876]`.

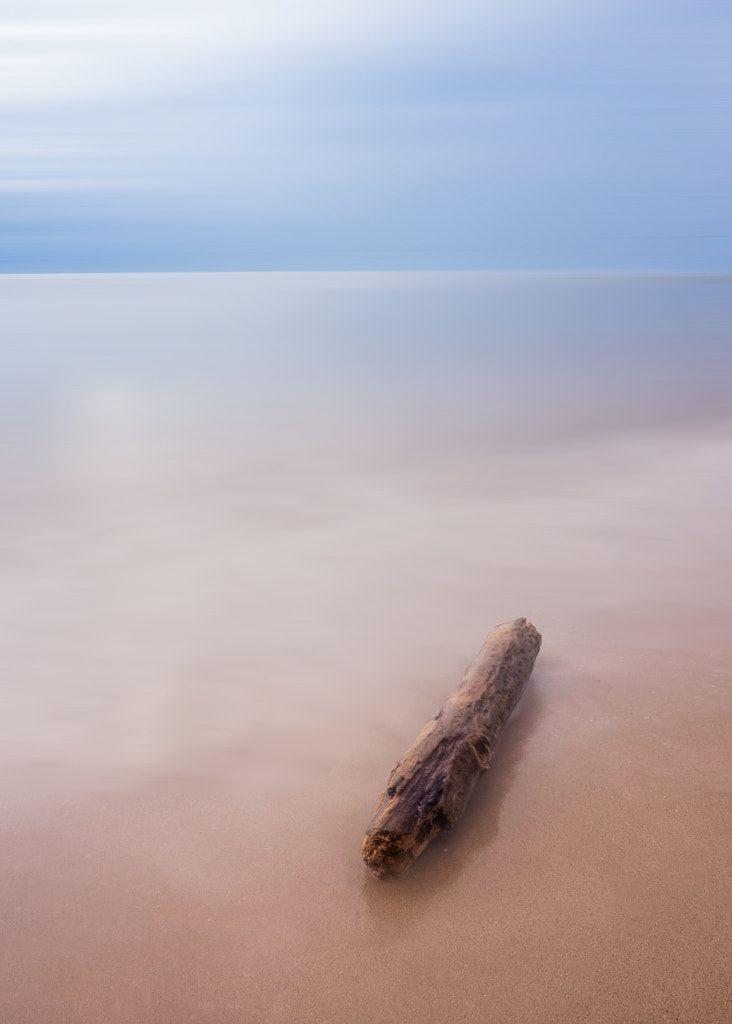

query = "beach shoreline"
[1, 273, 730, 1022]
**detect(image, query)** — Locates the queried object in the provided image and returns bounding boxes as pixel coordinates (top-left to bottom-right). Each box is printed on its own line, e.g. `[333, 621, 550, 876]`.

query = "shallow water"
[1, 272, 731, 1022]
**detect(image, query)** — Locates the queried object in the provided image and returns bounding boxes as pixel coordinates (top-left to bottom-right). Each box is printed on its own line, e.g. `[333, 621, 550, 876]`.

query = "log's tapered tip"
[510, 617, 542, 654]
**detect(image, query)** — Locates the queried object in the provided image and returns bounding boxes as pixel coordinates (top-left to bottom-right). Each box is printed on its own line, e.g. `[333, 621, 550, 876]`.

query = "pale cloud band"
[1, 0, 729, 269]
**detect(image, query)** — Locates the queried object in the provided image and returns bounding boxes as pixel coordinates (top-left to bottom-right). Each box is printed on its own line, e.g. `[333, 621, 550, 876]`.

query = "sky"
[1, 0, 730, 271]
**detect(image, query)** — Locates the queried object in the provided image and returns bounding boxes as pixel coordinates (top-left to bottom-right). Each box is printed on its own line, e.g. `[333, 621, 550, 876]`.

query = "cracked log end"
[362, 804, 454, 879]
[363, 618, 541, 879]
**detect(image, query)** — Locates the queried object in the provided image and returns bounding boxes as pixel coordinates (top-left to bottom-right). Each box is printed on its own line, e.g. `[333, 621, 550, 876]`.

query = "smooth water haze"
[2, 271, 728, 777]
[1, 272, 731, 1023]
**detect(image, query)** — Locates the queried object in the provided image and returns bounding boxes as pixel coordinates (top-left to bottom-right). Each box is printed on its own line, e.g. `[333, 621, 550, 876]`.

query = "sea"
[2, 271, 731, 1023]
[1, 270, 729, 781]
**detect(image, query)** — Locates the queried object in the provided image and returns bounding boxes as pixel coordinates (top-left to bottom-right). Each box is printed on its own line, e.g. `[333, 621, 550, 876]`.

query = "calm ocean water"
[3, 272, 730, 442]
[1, 272, 730, 782]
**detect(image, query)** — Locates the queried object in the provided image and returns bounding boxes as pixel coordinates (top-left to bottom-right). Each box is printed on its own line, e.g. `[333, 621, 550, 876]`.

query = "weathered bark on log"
[362, 618, 541, 878]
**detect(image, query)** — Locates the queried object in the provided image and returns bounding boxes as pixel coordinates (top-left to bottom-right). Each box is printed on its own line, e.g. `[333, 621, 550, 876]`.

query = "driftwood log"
[362, 618, 541, 878]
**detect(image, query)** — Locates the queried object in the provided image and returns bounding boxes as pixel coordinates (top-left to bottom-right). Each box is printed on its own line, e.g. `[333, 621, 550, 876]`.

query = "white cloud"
[3, 0, 727, 268]
[1, 0, 585, 107]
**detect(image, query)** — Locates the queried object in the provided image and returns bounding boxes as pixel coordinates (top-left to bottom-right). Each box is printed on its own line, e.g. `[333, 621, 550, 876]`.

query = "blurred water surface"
[1, 272, 730, 785]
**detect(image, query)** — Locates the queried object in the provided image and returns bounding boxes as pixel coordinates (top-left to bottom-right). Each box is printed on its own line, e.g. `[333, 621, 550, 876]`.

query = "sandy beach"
[1, 273, 730, 1022]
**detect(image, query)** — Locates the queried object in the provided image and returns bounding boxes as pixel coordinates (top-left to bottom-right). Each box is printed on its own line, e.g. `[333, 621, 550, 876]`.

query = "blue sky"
[2, 0, 730, 271]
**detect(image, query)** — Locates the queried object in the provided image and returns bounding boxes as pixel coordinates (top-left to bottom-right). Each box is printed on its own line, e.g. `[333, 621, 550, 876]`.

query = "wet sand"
[1, 273, 731, 1022]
